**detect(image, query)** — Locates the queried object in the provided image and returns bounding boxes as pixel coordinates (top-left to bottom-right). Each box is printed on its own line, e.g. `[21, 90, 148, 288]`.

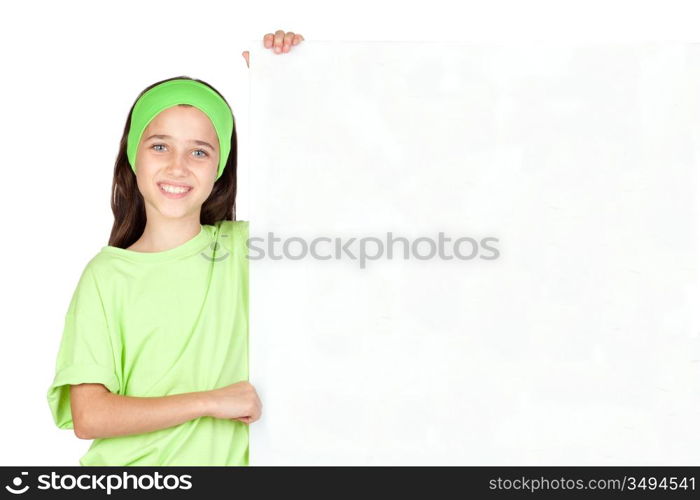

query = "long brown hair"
[107, 75, 237, 248]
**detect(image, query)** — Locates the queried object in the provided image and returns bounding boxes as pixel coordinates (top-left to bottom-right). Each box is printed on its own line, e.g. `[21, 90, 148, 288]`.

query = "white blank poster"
[247, 42, 700, 465]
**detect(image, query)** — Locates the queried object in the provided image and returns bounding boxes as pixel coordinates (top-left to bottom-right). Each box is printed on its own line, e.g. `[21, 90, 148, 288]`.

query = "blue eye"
[193, 149, 208, 158]
[152, 143, 166, 152]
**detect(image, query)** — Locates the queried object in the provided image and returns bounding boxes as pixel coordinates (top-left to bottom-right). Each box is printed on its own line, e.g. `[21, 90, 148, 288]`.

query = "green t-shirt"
[47, 220, 249, 466]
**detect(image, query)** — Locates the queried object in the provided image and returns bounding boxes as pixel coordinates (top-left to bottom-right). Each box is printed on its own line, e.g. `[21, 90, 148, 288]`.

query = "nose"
[165, 151, 189, 175]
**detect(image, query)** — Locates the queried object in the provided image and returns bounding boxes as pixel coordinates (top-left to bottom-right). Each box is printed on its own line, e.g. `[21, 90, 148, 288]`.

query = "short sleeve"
[47, 264, 120, 430]
[218, 219, 248, 253]
[229, 220, 248, 250]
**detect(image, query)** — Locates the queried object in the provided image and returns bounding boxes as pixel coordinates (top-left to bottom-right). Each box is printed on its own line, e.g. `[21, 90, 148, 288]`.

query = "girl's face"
[134, 105, 220, 220]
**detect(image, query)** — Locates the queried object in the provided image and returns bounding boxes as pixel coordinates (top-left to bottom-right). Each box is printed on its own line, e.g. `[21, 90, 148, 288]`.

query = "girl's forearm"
[73, 388, 213, 440]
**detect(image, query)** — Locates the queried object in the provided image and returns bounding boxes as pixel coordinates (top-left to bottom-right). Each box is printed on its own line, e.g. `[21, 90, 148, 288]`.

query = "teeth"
[160, 184, 191, 194]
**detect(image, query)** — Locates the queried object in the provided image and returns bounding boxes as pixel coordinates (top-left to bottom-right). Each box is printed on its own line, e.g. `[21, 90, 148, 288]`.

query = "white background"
[1, 0, 700, 465]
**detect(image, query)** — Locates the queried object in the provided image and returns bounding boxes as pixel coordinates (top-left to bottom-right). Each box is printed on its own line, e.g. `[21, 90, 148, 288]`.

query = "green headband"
[127, 79, 234, 181]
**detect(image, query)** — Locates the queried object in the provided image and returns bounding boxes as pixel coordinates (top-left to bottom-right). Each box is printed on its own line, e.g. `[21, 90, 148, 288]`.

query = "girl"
[46, 30, 305, 466]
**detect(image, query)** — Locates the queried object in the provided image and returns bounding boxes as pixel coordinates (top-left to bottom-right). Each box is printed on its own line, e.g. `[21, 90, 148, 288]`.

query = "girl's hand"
[241, 30, 305, 68]
[205, 380, 263, 423]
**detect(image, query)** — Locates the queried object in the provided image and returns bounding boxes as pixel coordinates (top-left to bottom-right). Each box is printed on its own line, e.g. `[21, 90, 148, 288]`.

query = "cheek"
[202, 159, 219, 181]
[135, 150, 161, 176]
[195, 170, 217, 197]
[136, 163, 158, 185]
[134, 163, 163, 195]
[198, 173, 217, 195]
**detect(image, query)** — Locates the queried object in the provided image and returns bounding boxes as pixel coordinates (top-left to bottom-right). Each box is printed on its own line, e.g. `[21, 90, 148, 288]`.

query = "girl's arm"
[70, 380, 261, 439]
[241, 29, 304, 68]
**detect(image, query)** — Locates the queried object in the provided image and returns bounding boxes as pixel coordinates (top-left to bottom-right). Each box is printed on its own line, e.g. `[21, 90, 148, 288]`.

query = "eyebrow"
[144, 134, 217, 152]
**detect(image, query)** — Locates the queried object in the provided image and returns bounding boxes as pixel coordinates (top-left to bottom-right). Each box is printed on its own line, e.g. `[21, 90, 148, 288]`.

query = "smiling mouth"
[158, 182, 193, 197]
